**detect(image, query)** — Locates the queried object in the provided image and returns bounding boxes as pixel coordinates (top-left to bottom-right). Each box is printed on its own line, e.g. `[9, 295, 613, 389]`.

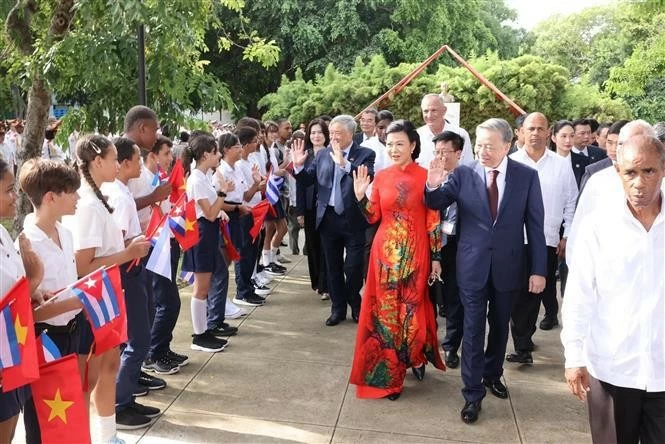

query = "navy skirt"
[265, 199, 285, 221]
[182, 217, 221, 273]
[0, 387, 28, 421]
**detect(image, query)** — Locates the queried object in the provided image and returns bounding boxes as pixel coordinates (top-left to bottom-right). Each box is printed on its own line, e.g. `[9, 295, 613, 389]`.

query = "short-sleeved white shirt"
[236, 158, 261, 206]
[128, 165, 157, 232]
[20, 219, 80, 325]
[249, 150, 267, 176]
[217, 159, 248, 204]
[0, 225, 25, 300]
[62, 182, 125, 258]
[102, 179, 142, 240]
[187, 168, 218, 220]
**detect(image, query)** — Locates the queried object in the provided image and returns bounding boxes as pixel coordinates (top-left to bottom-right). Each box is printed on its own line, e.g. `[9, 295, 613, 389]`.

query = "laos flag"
[71, 265, 127, 355]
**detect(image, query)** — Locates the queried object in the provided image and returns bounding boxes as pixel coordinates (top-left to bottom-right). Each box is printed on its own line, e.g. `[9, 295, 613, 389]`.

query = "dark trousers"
[363, 222, 379, 281]
[441, 236, 463, 353]
[558, 259, 569, 297]
[286, 204, 301, 254]
[511, 246, 558, 352]
[227, 212, 256, 302]
[116, 265, 151, 412]
[148, 238, 182, 359]
[319, 207, 365, 317]
[24, 314, 83, 444]
[588, 375, 665, 444]
[303, 208, 327, 293]
[207, 223, 230, 329]
[459, 278, 517, 402]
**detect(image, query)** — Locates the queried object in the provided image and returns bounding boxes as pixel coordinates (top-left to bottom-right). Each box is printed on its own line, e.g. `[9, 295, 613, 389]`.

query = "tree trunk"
[13, 74, 51, 234]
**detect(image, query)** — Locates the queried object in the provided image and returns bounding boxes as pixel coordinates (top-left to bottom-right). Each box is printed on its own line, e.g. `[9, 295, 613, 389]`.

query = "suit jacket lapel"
[497, 159, 514, 220]
[472, 162, 492, 221]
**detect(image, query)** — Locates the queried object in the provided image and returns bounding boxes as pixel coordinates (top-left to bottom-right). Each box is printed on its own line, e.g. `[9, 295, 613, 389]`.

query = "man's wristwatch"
[217, 191, 227, 198]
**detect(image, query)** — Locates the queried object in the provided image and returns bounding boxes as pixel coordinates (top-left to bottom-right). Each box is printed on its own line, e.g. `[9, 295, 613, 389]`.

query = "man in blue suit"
[292, 115, 376, 326]
[425, 118, 547, 424]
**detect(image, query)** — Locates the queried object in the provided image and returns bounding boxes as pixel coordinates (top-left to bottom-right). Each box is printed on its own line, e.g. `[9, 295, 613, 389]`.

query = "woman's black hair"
[0, 158, 10, 181]
[218, 132, 240, 157]
[181, 132, 217, 176]
[550, 120, 574, 150]
[385, 119, 421, 160]
[76, 134, 114, 213]
[235, 127, 257, 146]
[305, 118, 330, 151]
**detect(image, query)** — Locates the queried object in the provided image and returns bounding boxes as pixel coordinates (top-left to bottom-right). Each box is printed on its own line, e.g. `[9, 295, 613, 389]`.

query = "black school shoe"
[138, 371, 167, 390]
[166, 349, 189, 366]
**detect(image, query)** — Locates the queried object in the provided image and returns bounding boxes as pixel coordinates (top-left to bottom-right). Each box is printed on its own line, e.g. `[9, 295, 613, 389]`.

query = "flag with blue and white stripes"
[266, 169, 284, 205]
[180, 271, 195, 286]
[0, 304, 20, 370]
[39, 332, 62, 363]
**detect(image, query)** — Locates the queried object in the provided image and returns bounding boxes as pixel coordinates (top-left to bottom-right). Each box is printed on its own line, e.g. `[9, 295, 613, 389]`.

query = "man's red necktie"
[487, 169, 499, 221]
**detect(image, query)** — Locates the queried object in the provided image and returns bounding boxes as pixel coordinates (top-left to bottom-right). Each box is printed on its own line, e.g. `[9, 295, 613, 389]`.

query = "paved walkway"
[17, 253, 592, 443]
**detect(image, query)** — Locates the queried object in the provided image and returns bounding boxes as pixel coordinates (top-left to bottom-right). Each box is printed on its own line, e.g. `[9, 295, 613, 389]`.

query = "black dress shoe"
[506, 350, 533, 364]
[539, 317, 559, 330]
[444, 351, 460, 369]
[412, 365, 426, 381]
[438, 306, 446, 318]
[325, 315, 345, 326]
[461, 400, 482, 424]
[386, 392, 401, 401]
[483, 379, 509, 399]
[351, 309, 360, 323]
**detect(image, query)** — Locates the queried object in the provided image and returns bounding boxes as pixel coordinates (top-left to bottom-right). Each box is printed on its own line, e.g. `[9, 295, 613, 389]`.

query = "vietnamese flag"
[249, 199, 276, 241]
[168, 193, 199, 251]
[0, 277, 39, 392]
[168, 159, 186, 203]
[71, 265, 127, 355]
[30, 354, 91, 444]
[220, 220, 241, 262]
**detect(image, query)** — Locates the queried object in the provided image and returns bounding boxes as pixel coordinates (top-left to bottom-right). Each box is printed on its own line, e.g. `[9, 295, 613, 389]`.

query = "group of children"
[0, 107, 294, 443]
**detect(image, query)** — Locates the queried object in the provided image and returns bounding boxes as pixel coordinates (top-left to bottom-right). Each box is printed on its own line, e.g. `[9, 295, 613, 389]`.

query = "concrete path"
[15, 253, 592, 443]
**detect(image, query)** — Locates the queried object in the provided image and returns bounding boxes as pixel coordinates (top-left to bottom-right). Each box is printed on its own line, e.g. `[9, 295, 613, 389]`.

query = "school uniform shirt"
[236, 158, 261, 207]
[20, 218, 80, 325]
[128, 164, 158, 232]
[62, 181, 125, 258]
[249, 149, 268, 177]
[217, 159, 247, 204]
[510, 149, 578, 247]
[187, 168, 219, 220]
[0, 225, 25, 299]
[101, 179, 142, 240]
[561, 193, 664, 391]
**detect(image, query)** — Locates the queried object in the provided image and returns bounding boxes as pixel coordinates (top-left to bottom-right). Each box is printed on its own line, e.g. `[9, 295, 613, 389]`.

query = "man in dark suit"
[425, 118, 547, 424]
[353, 108, 378, 146]
[569, 151, 590, 189]
[572, 118, 607, 164]
[578, 120, 628, 194]
[293, 115, 375, 326]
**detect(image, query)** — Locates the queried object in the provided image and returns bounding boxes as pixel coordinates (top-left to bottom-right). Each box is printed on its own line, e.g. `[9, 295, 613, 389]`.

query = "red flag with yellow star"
[0, 277, 39, 392]
[168, 193, 199, 251]
[168, 158, 186, 203]
[30, 353, 90, 444]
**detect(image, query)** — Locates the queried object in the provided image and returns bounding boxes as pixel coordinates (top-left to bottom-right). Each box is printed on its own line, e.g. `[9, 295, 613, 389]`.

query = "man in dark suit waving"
[293, 115, 376, 326]
[425, 118, 547, 424]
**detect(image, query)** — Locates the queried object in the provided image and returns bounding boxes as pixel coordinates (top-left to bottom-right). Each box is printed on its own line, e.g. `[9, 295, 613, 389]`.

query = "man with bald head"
[567, 120, 657, 260]
[416, 94, 474, 168]
[562, 135, 665, 444]
[506, 113, 578, 363]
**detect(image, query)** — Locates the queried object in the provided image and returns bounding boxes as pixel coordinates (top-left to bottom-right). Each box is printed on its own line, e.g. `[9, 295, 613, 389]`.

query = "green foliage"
[259, 53, 630, 130]
[210, 0, 526, 117]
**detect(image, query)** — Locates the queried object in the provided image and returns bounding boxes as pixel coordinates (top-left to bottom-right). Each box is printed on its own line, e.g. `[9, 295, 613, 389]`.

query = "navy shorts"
[265, 200, 285, 221]
[78, 313, 94, 354]
[0, 387, 28, 422]
[182, 218, 221, 273]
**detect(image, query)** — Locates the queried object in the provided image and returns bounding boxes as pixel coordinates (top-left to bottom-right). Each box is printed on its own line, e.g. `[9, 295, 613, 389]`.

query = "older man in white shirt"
[562, 135, 665, 444]
[506, 113, 578, 364]
[416, 94, 474, 167]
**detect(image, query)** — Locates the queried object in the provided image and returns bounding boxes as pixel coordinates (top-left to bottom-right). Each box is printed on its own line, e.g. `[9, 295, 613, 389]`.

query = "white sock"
[92, 414, 116, 443]
[262, 250, 271, 266]
[191, 298, 208, 335]
[271, 248, 278, 261]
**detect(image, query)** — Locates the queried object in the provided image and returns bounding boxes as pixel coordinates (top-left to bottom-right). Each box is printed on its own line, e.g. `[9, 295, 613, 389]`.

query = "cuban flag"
[38, 332, 62, 363]
[0, 303, 21, 369]
[151, 165, 169, 186]
[72, 268, 121, 329]
[146, 220, 172, 280]
[180, 271, 195, 286]
[266, 169, 284, 205]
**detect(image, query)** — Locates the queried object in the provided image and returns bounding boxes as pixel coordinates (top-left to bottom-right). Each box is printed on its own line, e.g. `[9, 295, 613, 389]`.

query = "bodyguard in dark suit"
[569, 151, 590, 189]
[293, 115, 376, 326]
[572, 118, 608, 164]
[425, 118, 547, 424]
[578, 120, 629, 195]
